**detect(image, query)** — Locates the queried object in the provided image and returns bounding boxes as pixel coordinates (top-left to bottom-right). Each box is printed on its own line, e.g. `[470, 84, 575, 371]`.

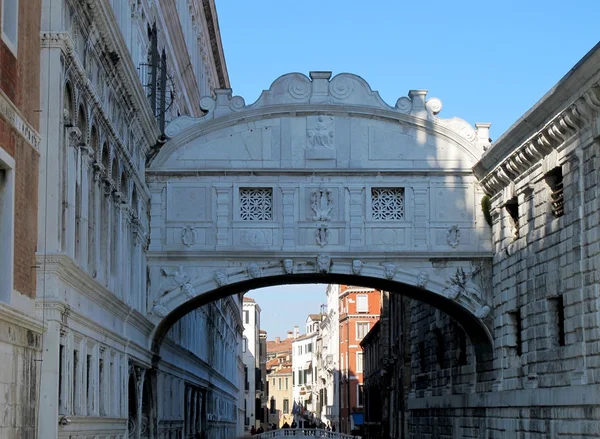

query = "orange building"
[338, 286, 382, 434]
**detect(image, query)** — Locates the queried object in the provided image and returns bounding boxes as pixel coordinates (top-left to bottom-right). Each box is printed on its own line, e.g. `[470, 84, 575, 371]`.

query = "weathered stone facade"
[361, 43, 600, 439]
[34, 1, 243, 438]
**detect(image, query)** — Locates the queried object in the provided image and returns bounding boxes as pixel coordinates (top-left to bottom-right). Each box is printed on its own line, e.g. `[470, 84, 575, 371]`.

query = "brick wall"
[0, 0, 42, 298]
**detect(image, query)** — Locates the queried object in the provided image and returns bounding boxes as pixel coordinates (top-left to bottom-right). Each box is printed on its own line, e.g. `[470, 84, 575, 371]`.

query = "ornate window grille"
[371, 188, 405, 220]
[239, 188, 273, 221]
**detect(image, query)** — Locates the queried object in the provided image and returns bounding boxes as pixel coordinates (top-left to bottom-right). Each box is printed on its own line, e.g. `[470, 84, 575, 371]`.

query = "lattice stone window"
[239, 188, 273, 220]
[371, 188, 405, 220]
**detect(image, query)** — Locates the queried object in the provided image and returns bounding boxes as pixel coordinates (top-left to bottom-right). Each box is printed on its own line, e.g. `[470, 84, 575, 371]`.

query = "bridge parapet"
[255, 428, 360, 439]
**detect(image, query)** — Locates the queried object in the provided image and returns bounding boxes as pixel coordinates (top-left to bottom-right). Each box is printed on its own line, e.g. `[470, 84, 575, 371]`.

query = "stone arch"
[131, 186, 139, 217]
[120, 171, 128, 199]
[150, 263, 493, 365]
[76, 104, 87, 139]
[63, 82, 74, 125]
[110, 155, 119, 184]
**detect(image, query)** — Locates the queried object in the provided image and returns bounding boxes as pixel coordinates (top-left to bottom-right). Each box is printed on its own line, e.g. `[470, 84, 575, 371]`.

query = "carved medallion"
[446, 225, 461, 248]
[317, 255, 332, 273]
[383, 263, 397, 280]
[311, 188, 333, 221]
[181, 226, 197, 247]
[316, 224, 330, 247]
[282, 259, 294, 274]
[352, 260, 363, 275]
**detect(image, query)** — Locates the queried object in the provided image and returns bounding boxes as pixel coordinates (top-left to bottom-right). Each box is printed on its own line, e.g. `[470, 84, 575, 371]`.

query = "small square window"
[371, 188, 405, 220]
[239, 188, 273, 221]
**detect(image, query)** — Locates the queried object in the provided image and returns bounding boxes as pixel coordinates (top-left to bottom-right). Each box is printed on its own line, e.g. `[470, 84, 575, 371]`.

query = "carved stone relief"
[247, 263, 260, 279]
[307, 115, 334, 148]
[311, 187, 333, 221]
[316, 224, 330, 247]
[446, 225, 461, 248]
[181, 226, 197, 247]
[352, 259, 363, 275]
[416, 272, 429, 288]
[282, 259, 294, 274]
[214, 271, 228, 287]
[383, 263, 397, 280]
[317, 255, 332, 273]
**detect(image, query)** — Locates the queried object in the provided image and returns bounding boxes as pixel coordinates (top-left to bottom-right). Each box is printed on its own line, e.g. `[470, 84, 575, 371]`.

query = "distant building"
[316, 284, 341, 429]
[266, 331, 295, 427]
[242, 297, 264, 431]
[292, 314, 325, 426]
[338, 286, 382, 435]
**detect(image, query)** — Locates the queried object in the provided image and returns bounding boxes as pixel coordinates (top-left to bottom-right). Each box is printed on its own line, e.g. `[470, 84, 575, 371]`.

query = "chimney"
[287, 331, 293, 339]
[275, 337, 280, 344]
[294, 326, 299, 339]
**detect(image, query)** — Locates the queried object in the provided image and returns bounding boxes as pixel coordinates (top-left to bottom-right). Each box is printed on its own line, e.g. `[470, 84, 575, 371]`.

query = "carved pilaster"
[214, 185, 231, 247]
[412, 186, 429, 249]
[347, 185, 364, 248]
[280, 185, 296, 249]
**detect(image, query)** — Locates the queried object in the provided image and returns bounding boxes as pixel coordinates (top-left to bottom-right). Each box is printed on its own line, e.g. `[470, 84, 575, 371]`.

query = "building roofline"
[474, 41, 600, 178]
[203, 0, 230, 89]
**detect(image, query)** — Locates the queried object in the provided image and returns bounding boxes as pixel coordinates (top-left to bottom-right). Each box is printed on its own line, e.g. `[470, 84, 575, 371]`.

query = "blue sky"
[214, 1, 599, 338]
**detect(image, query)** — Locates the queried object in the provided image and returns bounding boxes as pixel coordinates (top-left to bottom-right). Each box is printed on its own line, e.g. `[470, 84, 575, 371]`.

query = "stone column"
[135, 367, 146, 439]
[37, 320, 62, 439]
[112, 192, 124, 298]
[280, 185, 296, 250]
[65, 128, 80, 257]
[78, 146, 92, 271]
[39, 31, 67, 255]
[347, 186, 364, 249]
[92, 164, 103, 279]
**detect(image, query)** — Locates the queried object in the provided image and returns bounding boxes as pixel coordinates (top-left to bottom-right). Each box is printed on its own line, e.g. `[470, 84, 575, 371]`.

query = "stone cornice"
[0, 302, 45, 334]
[0, 89, 41, 150]
[36, 253, 154, 335]
[40, 31, 152, 202]
[83, 0, 161, 149]
[202, 0, 229, 88]
[473, 85, 599, 194]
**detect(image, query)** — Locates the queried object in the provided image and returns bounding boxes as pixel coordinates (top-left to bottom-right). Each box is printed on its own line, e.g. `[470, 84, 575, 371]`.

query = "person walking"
[250, 425, 257, 435]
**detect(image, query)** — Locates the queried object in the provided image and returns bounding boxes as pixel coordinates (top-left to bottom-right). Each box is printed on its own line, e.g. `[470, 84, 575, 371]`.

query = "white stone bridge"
[146, 71, 494, 360]
[256, 428, 360, 439]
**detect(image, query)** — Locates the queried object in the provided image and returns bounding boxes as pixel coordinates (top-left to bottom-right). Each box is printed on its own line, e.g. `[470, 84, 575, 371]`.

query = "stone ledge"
[407, 383, 600, 410]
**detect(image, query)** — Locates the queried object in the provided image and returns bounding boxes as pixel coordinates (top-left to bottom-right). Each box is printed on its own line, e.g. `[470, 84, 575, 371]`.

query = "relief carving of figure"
[352, 259, 364, 276]
[307, 115, 334, 148]
[317, 255, 332, 273]
[282, 259, 294, 274]
[443, 267, 481, 300]
[311, 188, 333, 221]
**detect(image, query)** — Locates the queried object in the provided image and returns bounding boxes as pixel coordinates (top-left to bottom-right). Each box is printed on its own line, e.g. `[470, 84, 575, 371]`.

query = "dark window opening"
[509, 310, 523, 356]
[58, 345, 64, 414]
[549, 296, 566, 347]
[457, 328, 467, 366]
[434, 329, 445, 369]
[545, 167, 564, 218]
[418, 341, 426, 373]
[505, 197, 520, 239]
[73, 350, 79, 414]
[270, 398, 276, 414]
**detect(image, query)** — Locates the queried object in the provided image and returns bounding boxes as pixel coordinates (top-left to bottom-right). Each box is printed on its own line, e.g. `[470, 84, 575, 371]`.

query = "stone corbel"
[66, 126, 82, 148]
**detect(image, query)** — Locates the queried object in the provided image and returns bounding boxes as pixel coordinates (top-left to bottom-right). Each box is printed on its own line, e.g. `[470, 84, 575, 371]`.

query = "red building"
[338, 286, 381, 434]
